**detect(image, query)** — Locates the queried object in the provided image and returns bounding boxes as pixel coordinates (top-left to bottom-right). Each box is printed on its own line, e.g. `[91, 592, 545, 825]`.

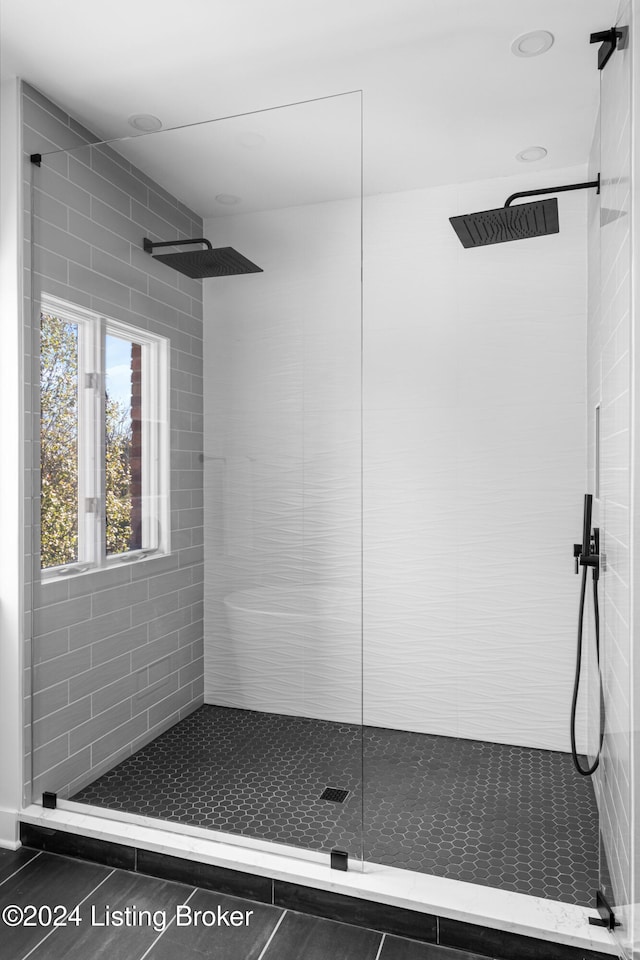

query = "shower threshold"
[19, 803, 616, 959]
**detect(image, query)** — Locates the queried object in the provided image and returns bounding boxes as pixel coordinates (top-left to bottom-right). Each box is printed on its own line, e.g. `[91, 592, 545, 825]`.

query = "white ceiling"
[111, 93, 362, 218]
[1, 0, 618, 215]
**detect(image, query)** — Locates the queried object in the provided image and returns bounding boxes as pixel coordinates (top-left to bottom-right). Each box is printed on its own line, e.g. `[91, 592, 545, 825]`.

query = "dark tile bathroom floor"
[71, 705, 600, 906]
[0, 848, 493, 960]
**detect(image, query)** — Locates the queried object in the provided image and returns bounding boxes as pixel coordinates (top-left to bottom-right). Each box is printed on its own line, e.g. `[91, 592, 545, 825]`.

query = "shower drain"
[319, 787, 350, 803]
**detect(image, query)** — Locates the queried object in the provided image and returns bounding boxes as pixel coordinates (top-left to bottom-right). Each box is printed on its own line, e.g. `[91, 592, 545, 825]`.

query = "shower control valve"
[573, 535, 600, 580]
[574, 533, 600, 581]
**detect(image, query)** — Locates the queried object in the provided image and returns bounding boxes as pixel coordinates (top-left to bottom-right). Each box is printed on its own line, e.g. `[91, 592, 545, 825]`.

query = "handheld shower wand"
[570, 494, 604, 776]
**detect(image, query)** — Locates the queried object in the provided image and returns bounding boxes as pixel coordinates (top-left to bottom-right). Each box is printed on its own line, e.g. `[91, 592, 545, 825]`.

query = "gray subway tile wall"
[23, 80, 204, 803]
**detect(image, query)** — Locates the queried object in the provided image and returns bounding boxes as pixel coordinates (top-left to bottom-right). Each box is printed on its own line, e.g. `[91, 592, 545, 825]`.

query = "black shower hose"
[570, 564, 605, 775]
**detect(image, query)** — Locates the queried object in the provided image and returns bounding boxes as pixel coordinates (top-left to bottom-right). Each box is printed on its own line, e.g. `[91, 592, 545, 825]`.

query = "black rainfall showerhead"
[450, 199, 559, 248]
[449, 177, 600, 249]
[143, 237, 262, 278]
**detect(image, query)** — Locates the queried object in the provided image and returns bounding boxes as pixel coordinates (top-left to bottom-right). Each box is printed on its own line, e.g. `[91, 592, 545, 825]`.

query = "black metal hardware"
[143, 237, 213, 252]
[143, 237, 262, 279]
[589, 890, 619, 929]
[582, 492, 593, 557]
[30, 154, 42, 167]
[42, 791, 57, 809]
[570, 495, 603, 777]
[505, 175, 600, 207]
[573, 543, 582, 575]
[330, 849, 348, 872]
[450, 176, 601, 248]
[579, 527, 600, 582]
[573, 534, 600, 578]
[573, 495, 599, 581]
[590, 27, 624, 71]
[582, 527, 600, 581]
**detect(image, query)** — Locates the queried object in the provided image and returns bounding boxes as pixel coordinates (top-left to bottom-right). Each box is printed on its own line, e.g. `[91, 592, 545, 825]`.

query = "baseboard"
[0, 808, 20, 849]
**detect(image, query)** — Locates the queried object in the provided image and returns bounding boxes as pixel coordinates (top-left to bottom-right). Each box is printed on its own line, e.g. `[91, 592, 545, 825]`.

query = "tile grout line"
[18, 866, 116, 960]
[0, 851, 42, 888]
[372, 932, 386, 960]
[255, 908, 287, 960]
[137, 886, 198, 960]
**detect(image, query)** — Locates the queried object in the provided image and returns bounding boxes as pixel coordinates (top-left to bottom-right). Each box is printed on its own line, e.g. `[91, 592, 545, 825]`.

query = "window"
[40, 295, 169, 577]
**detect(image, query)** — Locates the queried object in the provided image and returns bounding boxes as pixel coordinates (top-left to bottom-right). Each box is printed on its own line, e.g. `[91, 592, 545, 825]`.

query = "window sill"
[40, 550, 170, 584]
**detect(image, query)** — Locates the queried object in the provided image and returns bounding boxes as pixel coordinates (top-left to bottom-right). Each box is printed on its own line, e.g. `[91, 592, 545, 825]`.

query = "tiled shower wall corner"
[587, 1, 634, 954]
[22, 81, 204, 803]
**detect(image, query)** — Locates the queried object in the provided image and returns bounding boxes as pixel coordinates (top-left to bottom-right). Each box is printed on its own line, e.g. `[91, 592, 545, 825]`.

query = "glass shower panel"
[28, 91, 363, 866]
[596, 7, 633, 956]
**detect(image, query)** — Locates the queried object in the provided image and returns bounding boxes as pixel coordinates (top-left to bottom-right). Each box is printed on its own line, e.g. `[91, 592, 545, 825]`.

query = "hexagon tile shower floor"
[71, 705, 600, 905]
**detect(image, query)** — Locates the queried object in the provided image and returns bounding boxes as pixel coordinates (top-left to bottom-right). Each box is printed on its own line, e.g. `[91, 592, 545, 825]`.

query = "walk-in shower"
[22, 9, 634, 955]
[25, 83, 604, 911]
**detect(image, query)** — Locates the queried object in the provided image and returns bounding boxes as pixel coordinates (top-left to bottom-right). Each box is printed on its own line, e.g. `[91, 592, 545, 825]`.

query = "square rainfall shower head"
[449, 198, 559, 248]
[152, 246, 263, 279]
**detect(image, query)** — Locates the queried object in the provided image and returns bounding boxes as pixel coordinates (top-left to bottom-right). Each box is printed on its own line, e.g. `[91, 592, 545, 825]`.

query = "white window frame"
[40, 294, 170, 579]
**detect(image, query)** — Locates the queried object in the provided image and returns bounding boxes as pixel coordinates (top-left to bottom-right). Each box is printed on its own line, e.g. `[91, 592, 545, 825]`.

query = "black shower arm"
[143, 237, 213, 252]
[504, 175, 600, 207]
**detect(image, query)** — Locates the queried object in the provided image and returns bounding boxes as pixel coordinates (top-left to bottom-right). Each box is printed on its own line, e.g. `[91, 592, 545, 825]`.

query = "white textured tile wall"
[364, 170, 587, 750]
[586, 2, 634, 956]
[203, 200, 362, 722]
[203, 165, 589, 751]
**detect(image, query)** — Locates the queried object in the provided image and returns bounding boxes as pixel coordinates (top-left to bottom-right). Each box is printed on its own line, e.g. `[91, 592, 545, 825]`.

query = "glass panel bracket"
[330, 849, 348, 872]
[589, 27, 625, 71]
[589, 891, 619, 930]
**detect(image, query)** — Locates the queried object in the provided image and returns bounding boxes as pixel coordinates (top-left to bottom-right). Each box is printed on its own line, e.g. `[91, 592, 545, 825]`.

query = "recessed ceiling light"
[128, 114, 163, 132]
[516, 145, 548, 162]
[511, 30, 554, 57]
[215, 194, 241, 205]
[237, 132, 266, 149]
